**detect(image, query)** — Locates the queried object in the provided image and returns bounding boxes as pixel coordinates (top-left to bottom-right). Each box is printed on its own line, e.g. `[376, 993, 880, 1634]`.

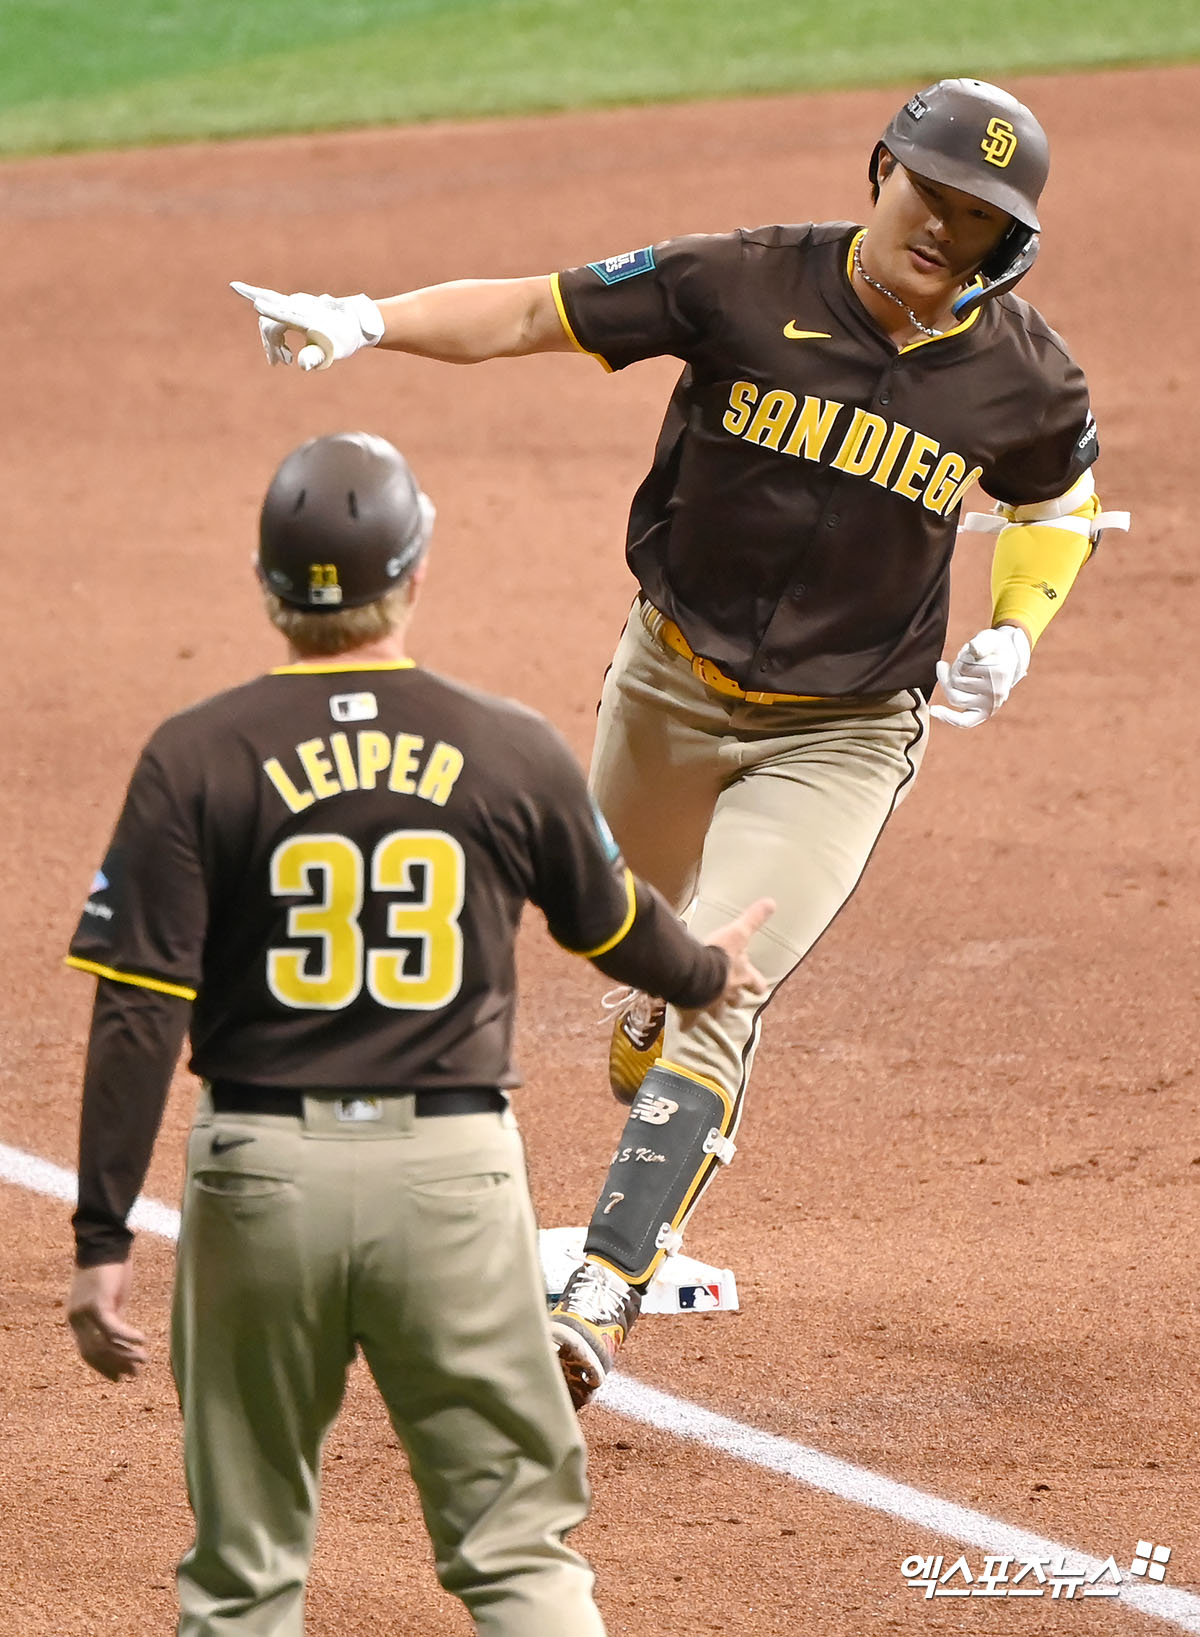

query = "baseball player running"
[64, 431, 771, 1635]
[233, 79, 1128, 1409]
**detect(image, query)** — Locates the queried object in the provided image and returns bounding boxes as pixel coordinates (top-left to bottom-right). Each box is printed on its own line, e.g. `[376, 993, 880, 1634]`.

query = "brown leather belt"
[209, 1082, 507, 1119]
[640, 600, 825, 705]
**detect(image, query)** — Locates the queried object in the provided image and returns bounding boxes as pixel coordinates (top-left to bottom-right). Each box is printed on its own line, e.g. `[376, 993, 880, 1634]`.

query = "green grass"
[1, 0, 1198, 155]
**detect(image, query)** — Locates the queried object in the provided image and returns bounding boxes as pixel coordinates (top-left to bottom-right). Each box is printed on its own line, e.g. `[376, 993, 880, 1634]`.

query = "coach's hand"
[230, 281, 385, 371]
[68, 1260, 147, 1382]
[932, 624, 1031, 729]
[702, 897, 776, 1008]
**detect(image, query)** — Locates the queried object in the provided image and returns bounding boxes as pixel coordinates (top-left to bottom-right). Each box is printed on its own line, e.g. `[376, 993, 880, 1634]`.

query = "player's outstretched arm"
[231, 274, 572, 371]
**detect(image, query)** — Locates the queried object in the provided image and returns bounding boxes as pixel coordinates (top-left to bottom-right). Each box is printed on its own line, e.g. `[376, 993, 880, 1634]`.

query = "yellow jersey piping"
[900, 306, 979, 353]
[550, 272, 614, 374]
[568, 869, 637, 959]
[270, 660, 416, 675]
[64, 956, 197, 1001]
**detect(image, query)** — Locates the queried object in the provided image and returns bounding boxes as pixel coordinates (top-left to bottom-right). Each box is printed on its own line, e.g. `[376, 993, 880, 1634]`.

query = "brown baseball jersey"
[553, 223, 1098, 697]
[68, 660, 724, 1092]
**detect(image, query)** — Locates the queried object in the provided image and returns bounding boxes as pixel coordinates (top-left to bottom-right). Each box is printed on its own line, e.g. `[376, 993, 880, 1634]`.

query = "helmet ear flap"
[952, 226, 1039, 318]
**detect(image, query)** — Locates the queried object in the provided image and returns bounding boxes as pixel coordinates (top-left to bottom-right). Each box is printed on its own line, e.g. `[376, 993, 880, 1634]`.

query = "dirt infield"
[2, 63, 1196, 1636]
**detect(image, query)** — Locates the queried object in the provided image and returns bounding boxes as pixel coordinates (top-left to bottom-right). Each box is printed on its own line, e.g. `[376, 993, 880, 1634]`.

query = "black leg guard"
[583, 1061, 737, 1286]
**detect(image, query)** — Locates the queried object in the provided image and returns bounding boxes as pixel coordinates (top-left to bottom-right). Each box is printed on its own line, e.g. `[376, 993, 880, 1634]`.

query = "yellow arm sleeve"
[990, 494, 1100, 646]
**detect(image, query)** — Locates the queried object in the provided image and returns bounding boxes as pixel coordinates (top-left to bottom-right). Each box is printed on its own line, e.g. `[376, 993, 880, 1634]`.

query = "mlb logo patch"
[335, 1097, 382, 1123]
[588, 246, 656, 285]
[678, 1282, 721, 1311]
[330, 691, 378, 723]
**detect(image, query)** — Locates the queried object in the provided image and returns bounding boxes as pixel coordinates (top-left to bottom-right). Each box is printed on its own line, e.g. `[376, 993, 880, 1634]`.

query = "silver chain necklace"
[853, 235, 944, 339]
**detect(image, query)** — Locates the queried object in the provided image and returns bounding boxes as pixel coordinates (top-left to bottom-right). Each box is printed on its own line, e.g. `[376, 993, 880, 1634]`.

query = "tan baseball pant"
[172, 1088, 604, 1637]
[590, 602, 929, 1112]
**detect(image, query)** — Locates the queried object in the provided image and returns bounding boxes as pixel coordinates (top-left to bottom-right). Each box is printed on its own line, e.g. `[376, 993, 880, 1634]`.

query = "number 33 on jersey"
[267, 830, 464, 1011]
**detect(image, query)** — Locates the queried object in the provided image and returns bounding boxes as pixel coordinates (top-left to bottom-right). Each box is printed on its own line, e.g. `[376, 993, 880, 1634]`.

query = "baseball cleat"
[549, 1261, 642, 1411]
[603, 987, 666, 1105]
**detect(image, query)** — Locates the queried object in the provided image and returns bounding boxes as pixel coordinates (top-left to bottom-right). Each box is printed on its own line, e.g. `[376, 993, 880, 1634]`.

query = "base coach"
[64, 432, 771, 1637]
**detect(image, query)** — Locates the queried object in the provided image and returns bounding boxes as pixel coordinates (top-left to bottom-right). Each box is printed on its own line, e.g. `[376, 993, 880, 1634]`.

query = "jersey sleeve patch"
[74, 846, 124, 946]
[587, 247, 656, 285]
[1075, 412, 1098, 461]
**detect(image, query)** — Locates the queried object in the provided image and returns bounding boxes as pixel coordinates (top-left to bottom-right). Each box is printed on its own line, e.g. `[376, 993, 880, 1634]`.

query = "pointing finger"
[230, 280, 283, 304]
[739, 896, 776, 937]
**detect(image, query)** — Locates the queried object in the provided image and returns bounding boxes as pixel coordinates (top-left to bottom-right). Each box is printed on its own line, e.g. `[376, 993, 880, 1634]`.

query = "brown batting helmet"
[258, 432, 435, 611]
[870, 78, 1048, 228]
[869, 79, 1049, 314]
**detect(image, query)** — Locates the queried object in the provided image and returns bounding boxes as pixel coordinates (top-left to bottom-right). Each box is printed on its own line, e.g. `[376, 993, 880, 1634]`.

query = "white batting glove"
[230, 281, 385, 371]
[931, 625, 1031, 729]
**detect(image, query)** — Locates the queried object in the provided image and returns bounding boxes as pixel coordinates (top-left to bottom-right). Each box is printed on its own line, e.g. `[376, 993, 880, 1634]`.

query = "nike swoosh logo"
[210, 1134, 255, 1155]
[783, 323, 832, 341]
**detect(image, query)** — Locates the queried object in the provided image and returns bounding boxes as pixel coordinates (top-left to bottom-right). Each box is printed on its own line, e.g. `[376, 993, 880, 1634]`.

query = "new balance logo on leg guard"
[630, 1094, 678, 1125]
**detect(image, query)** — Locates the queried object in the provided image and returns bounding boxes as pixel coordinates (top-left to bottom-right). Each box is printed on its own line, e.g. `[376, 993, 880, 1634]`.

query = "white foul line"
[5, 1138, 1196, 1633]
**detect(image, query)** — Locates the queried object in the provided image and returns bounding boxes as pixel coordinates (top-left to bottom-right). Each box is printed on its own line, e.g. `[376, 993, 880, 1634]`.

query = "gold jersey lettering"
[720, 376, 975, 512]
[388, 733, 425, 794]
[263, 756, 315, 814]
[744, 389, 798, 450]
[831, 409, 889, 477]
[329, 731, 359, 791]
[356, 730, 392, 789]
[781, 396, 842, 461]
[923, 452, 969, 514]
[264, 731, 467, 811]
[418, 742, 465, 807]
[722, 381, 758, 435]
[891, 433, 941, 501]
[297, 738, 341, 801]
[942, 464, 985, 517]
[868, 421, 912, 488]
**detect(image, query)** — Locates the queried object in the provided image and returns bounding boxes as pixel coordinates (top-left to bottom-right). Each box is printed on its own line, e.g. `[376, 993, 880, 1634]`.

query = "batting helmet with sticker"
[258, 432, 435, 611]
[869, 79, 1049, 315]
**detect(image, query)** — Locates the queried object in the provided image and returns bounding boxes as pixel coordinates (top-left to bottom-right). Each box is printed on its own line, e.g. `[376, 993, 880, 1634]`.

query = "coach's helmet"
[258, 432, 435, 611]
[869, 79, 1049, 316]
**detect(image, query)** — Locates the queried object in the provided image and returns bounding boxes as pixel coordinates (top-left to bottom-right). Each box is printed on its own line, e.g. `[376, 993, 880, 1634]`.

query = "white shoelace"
[566, 1262, 632, 1323]
[599, 985, 665, 1032]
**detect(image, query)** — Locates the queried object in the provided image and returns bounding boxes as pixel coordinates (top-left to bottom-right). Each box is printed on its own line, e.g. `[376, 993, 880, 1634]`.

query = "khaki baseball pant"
[590, 603, 929, 1112]
[172, 1089, 604, 1637]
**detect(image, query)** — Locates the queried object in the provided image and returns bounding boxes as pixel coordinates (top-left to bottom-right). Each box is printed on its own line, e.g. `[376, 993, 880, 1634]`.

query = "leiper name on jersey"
[722, 382, 983, 517]
[263, 729, 465, 814]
